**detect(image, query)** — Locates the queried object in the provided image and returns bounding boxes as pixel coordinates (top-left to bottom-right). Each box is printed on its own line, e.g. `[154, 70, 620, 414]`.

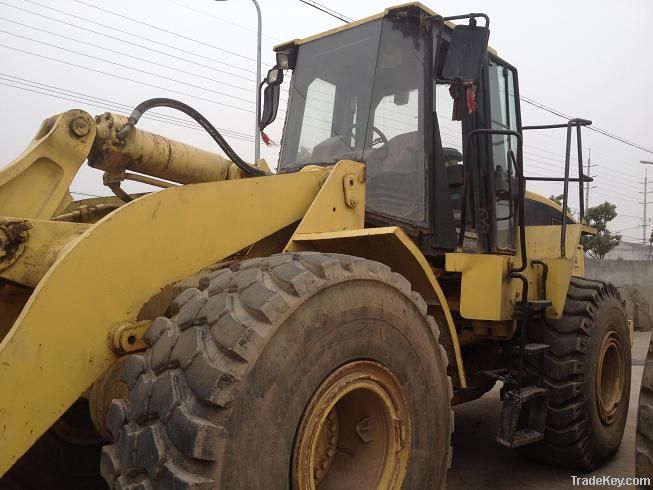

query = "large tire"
[524, 277, 630, 470]
[636, 330, 653, 486]
[101, 253, 452, 489]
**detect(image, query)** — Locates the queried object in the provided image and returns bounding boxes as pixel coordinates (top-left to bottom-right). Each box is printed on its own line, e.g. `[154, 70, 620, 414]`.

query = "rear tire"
[524, 277, 630, 470]
[101, 253, 452, 489]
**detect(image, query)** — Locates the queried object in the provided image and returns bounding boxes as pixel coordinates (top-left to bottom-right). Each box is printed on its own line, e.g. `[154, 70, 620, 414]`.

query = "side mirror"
[260, 84, 280, 129]
[434, 14, 490, 83]
[260, 66, 283, 130]
[442, 23, 489, 81]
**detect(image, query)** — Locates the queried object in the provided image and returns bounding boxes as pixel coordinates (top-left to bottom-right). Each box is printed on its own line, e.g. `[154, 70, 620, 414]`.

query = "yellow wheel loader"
[0, 3, 631, 489]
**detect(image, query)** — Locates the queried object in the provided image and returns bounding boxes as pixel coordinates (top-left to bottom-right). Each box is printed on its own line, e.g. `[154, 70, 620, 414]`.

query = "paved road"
[447, 331, 651, 489]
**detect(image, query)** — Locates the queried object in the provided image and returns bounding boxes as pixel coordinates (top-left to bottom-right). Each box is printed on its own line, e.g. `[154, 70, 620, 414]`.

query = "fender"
[289, 227, 467, 388]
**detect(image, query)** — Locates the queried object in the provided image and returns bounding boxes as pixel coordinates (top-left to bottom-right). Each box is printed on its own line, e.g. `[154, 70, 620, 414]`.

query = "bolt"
[70, 117, 90, 137]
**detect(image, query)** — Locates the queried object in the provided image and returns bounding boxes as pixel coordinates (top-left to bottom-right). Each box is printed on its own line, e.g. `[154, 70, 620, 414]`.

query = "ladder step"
[498, 428, 544, 448]
[527, 300, 552, 310]
[513, 343, 550, 356]
[496, 386, 549, 449]
[512, 385, 548, 400]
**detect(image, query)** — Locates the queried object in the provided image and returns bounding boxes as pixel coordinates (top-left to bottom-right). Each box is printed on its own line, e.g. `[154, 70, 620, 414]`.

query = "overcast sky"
[1, 0, 651, 240]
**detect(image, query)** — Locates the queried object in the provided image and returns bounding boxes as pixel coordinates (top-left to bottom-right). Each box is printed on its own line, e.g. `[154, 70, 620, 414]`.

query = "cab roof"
[274, 3, 437, 51]
[275, 2, 497, 55]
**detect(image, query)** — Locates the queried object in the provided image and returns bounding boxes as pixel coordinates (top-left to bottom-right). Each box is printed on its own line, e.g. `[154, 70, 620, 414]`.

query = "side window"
[295, 78, 337, 164]
[488, 59, 518, 251]
[488, 61, 518, 170]
[434, 84, 463, 157]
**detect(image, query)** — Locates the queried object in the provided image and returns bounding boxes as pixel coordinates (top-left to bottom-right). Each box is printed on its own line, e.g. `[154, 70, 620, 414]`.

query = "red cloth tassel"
[260, 130, 277, 147]
[466, 84, 477, 114]
[449, 81, 477, 121]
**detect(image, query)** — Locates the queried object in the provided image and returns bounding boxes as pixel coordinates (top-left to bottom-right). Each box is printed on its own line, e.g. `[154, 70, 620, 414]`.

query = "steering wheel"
[370, 125, 389, 148]
[342, 124, 389, 150]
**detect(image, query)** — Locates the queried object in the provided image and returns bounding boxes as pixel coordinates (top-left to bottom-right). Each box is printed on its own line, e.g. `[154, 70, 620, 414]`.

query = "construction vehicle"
[637, 337, 653, 486]
[0, 3, 632, 489]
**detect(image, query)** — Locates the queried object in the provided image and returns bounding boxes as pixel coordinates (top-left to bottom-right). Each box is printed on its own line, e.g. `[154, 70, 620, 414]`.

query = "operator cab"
[265, 3, 589, 259]
[278, 13, 430, 227]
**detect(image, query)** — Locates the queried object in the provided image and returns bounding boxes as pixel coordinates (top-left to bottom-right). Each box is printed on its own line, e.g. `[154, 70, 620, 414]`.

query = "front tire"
[101, 253, 452, 489]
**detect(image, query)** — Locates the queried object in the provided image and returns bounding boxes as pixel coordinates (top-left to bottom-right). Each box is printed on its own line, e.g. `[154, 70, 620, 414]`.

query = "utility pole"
[641, 161, 653, 258]
[584, 148, 597, 212]
[214, 0, 262, 163]
[586, 148, 590, 210]
[644, 168, 648, 244]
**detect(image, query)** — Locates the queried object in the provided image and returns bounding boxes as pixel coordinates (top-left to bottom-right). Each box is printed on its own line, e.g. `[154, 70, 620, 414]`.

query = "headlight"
[276, 48, 297, 70]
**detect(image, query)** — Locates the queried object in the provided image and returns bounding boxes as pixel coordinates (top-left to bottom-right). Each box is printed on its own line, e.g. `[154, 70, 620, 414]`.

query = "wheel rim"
[292, 361, 411, 489]
[596, 331, 625, 425]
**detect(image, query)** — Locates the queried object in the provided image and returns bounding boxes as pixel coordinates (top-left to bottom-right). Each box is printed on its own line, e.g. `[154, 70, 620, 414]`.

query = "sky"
[0, 0, 651, 241]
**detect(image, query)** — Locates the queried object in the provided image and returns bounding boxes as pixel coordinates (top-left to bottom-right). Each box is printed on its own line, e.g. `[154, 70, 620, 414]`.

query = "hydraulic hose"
[116, 98, 266, 177]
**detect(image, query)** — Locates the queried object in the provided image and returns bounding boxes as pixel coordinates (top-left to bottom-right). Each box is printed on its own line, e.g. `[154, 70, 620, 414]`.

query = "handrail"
[460, 128, 526, 273]
[522, 118, 591, 257]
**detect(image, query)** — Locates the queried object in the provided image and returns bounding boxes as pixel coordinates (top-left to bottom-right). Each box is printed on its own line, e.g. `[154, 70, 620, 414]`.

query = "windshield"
[279, 16, 427, 224]
[279, 20, 381, 168]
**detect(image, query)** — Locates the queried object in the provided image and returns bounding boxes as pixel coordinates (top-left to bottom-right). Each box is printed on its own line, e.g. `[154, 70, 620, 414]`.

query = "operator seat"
[365, 131, 421, 220]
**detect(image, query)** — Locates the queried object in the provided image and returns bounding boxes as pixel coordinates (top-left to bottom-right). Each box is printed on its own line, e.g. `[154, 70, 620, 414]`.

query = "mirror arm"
[258, 80, 266, 130]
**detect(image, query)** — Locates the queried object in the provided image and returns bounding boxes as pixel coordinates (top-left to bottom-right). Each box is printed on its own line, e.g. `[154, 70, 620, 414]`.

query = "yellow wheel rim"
[596, 331, 625, 425]
[292, 361, 410, 489]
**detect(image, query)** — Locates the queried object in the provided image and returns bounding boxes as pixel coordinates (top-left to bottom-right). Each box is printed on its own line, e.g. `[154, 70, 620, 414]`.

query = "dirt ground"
[447, 331, 651, 490]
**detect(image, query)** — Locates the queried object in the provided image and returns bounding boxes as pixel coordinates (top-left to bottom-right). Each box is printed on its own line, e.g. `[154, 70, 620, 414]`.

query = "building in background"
[604, 241, 652, 261]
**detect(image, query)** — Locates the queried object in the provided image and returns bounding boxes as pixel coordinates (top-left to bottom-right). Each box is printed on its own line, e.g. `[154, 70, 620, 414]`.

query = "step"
[496, 386, 549, 449]
[512, 343, 550, 356]
[498, 428, 544, 448]
[527, 299, 552, 310]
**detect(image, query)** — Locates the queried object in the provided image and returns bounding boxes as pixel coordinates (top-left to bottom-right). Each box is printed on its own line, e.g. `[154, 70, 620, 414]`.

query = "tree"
[549, 194, 573, 215]
[581, 201, 622, 259]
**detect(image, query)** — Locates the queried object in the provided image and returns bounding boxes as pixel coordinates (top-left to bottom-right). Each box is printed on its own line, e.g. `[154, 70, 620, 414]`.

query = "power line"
[36, 0, 262, 65]
[165, 0, 285, 43]
[297, 0, 352, 23]
[0, 27, 255, 99]
[0, 16, 255, 87]
[71, 190, 103, 198]
[299, 0, 653, 156]
[0, 2, 256, 80]
[519, 95, 653, 155]
[0, 43, 257, 114]
[0, 79, 255, 143]
[3, 0, 256, 75]
[0, 73, 255, 141]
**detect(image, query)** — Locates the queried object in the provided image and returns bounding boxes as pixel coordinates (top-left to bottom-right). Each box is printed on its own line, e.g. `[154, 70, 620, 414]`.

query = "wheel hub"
[596, 331, 625, 425]
[292, 361, 410, 489]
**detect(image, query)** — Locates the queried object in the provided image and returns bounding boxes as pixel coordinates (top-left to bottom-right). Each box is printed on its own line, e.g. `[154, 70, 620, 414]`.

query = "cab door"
[483, 56, 521, 253]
